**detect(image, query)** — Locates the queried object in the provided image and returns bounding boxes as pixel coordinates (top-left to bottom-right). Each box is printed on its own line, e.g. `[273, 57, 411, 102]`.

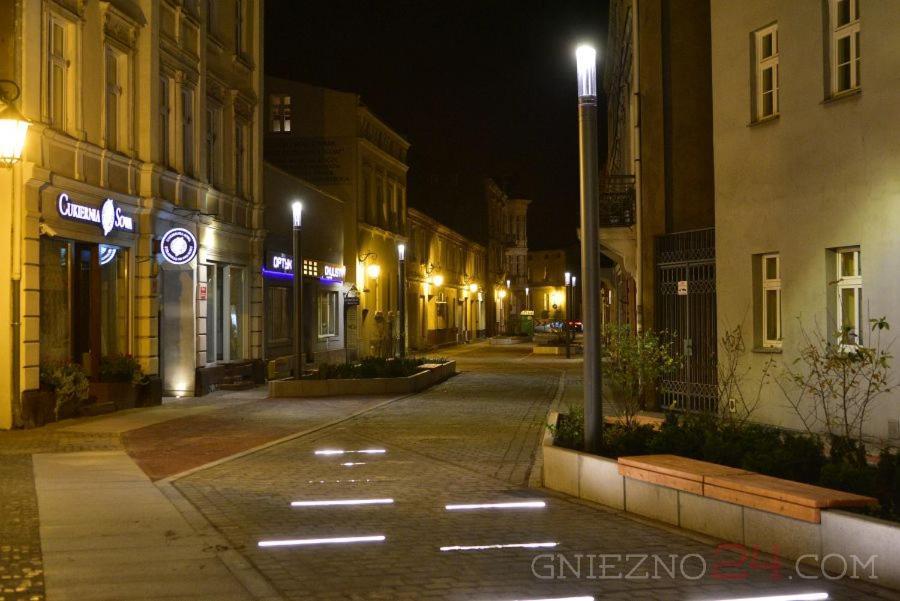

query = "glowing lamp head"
[397, 243, 405, 260]
[433, 274, 444, 287]
[469, 283, 478, 293]
[525, 287, 529, 295]
[291, 201, 303, 227]
[366, 263, 381, 279]
[0, 98, 29, 168]
[498, 289, 507, 299]
[572, 276, 577, 287]
[506, 279, 511, 288]
[565, 271, 571, 286]
[575, 44, 598, 100]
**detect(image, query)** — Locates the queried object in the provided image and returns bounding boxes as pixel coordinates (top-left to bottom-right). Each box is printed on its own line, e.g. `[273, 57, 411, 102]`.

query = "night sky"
[265, 1, 608, 250]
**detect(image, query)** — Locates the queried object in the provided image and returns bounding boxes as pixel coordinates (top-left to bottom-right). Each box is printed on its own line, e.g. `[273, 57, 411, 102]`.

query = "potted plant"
[40, 363, 90, 421]
[91, 354, 143, 410]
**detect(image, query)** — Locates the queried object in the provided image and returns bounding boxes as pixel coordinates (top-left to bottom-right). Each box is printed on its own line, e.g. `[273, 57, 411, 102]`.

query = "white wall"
[711, 0, 900, 438]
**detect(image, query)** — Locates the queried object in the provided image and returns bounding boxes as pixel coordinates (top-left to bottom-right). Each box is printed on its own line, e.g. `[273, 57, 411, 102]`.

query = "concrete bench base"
[268, 361, 456, 398]
[539, 410, 900, 590]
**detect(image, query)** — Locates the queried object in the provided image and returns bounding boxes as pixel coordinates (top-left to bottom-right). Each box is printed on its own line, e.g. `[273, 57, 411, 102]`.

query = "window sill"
[752, 346, 783, 354]
[748, 114, 780, 128]
[823, 88, 861, 105]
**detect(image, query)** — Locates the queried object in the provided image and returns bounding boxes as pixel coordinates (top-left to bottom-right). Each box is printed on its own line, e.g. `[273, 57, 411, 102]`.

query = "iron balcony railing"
[599, 174, 636, 227]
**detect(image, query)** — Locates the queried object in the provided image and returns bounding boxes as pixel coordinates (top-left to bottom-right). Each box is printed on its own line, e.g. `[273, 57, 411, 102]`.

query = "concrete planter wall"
[540, 411, 900, 590]
[268, 361, 456, 398]
[533, 345, 582, 355]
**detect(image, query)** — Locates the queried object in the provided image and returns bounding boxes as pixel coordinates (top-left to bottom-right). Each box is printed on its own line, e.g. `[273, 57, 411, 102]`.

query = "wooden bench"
[618, 454, 878, 523]
[705, 472, 877, 523]
[618, 454, 751, 496]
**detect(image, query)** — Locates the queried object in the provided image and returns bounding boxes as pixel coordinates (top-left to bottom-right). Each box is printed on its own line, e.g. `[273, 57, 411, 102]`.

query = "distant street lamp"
[397, 243, 406, 357]
[0, 80, 30, 168]
[576, 43, 603, 451]
[291, 201, 303, 375]
[564, 271, 572, 359]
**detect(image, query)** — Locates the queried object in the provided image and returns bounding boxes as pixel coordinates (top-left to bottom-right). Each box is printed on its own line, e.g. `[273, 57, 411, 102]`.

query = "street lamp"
[397, 243, 406, 357]
[576, 43, 603, 451]
[291, 201, 303, 374]
[432, 273, 444, 288]
[564, 271, 572, 358]
[0, 80, 30, 168]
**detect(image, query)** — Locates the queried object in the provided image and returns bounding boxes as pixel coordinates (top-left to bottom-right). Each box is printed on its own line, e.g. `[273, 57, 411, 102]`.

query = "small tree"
[717, 323, 775, 425]
[778, 317, 894, 467]
[602, 325, 679, 427]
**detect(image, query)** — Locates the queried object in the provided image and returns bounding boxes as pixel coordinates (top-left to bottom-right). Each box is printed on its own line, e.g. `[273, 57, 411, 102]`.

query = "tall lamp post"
[291, 201, 303, 376]
[576, 44, 603, 452]
[397, 243, 406, 357]
[564, 271, 572, 359]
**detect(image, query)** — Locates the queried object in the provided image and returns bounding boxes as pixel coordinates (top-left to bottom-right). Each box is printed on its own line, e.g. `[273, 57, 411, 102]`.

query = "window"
[829, 0, 860, 94]
[206, 0, 216, 36]
[234, 123, 245, 196]
[48, 17, 68, 129]
[318, 290, 339, 337]
[206, 106, 220, 185]
[270, 94, 291, 132]
[234, 0, 244, 54]
[160, 77, 171, 166]
[182, 87, 195, 175]
[761, 254, 782, 348]
[105, 49, 121, 150]
[302, 259, 318, 277]
[835, 247, 862, 345]
[754, 24, 779, 120]
[266, 286, 290, 344]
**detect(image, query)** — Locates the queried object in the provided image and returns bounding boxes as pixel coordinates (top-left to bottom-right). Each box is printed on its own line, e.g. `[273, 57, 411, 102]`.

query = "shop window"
[229, 267, 245, 360]
[318, 290, 338, 337]
[267, 286, 291, 345]
[208, 264, 246, 362]
[39, 238, 71, 365]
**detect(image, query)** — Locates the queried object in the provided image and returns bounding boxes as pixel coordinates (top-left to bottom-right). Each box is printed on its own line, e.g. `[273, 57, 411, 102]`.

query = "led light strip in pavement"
[709, 594, 828, 601]
[445, 501, 546, 510]
[258, 535, 386, 548]
[341, 462, 366, 467]
[496, 597, 594, 601]
[315, 449, 386, 455]
[290, 498, 394, 507]
[439, 541, 558, 552]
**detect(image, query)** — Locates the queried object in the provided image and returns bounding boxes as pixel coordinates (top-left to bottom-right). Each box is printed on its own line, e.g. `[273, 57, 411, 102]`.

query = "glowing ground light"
[315, 449, 386, 455]
[439, 542, 558, 552]
[709, 594, 828, 601]
[290, 498, 394, 507]
[497, 597, 594, 601]
[258, 535, 386, 548]
[341, 462, 366, 467]
[445, 501, 546, 511]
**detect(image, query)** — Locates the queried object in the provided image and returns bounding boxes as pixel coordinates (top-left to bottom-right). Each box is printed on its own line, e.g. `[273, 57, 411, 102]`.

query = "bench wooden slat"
[618, 454, 751, 483]
[705, 473, 878, 509]
[705, 483, 822, 523]
[618, 463, 703, 495]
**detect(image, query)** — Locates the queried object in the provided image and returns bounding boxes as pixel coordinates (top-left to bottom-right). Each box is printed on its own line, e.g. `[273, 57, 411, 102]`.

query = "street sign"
[677, 280, 689, 296]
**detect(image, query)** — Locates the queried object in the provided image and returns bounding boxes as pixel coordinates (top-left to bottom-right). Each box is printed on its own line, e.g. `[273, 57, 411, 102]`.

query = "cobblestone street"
[1, 342, 897, 600]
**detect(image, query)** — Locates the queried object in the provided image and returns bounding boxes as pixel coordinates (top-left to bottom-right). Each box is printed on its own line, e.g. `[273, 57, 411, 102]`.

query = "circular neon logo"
[161, 227, 197, 265]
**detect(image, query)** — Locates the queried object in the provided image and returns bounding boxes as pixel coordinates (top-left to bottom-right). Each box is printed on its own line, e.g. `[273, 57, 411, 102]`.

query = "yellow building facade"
[0, 0, 264, 428]
[406, 208, 486, 349]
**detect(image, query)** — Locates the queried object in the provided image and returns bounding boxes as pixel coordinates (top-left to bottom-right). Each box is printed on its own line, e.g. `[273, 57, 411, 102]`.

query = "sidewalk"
[0, 389, 400, 601]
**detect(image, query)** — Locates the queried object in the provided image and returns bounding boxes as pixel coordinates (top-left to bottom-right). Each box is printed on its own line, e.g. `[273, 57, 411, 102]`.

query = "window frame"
[835, 247, 862, 346]
[761, 253, 782, 348]
[205, 103, 221, 186]
[318, 289, 339, 338]
[828, 0, 861, 96]
[269, 94, 292, 133]
[159, 75, 172, 167]
[181, 85, 195, 176]
[753, 23, 779, 121]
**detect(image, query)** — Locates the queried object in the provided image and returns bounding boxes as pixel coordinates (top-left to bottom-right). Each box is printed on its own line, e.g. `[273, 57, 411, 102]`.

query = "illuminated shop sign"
[98, 244, 118, 266]
[57, 192, 134, 236]
[160, 227, 198, 265]
[262, 251, 344, 283]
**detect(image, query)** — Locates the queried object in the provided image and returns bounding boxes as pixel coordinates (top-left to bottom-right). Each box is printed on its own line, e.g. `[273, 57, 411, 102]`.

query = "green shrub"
[40, 362, 90, 418]
[547, 404, 583, 451]
[599, 423, 657, 458]
[311, 356, 439, 380]
[99, 354, 144, 383]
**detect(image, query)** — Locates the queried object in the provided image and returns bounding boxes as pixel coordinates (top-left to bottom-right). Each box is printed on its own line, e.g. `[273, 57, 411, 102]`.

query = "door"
[655, 228, 717, 412]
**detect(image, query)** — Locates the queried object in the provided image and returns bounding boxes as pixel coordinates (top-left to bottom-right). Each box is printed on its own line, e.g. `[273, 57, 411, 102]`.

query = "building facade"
[406, 208, 486, 349]
[262, 163, 345, 375]
[602, 0, 716, 331]
[0, 0, 264, 427]
[264, 78, 408, 359]
[711, 0, 900, 439]
[485, 178, 530, 335]
[527, 248, 569, 321]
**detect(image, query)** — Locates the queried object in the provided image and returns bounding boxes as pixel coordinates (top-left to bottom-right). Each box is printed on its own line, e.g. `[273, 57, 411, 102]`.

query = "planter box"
[21, 389, 57, 428]
[137, 376, 163, 407]
[533, 345, 582, 355]
[268, 361, 456, 398]
[539, 410, 900, 591]
[90, 381, 138, 410]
